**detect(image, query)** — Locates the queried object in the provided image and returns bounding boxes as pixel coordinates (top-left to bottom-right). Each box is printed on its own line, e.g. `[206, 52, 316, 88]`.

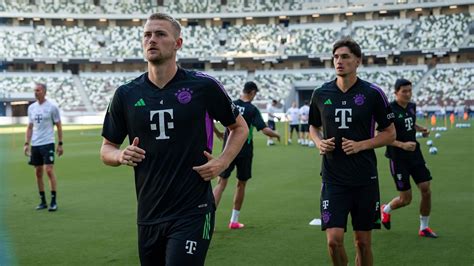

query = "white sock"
[231, 209, 240, 223]
[383, 204, 392, 213]
[420, 216, 430, 230]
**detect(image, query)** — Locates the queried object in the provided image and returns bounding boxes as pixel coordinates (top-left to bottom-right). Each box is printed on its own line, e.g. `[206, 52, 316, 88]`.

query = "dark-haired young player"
[381, 78, 437, 238]
[309, 38, 395, 266]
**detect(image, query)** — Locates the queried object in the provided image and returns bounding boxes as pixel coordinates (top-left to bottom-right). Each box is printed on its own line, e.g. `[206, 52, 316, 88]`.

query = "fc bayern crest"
[353, 94, 366, 106]
[175, 88, 193, 104]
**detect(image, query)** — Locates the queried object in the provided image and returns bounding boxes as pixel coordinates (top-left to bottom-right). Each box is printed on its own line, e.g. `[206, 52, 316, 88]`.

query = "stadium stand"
[414, 63, 474, 107]
[0, 72, 84, 112]
[285, 23, 345, 56]
[352, 19, 411, 54]
[406, 13, 471, 51]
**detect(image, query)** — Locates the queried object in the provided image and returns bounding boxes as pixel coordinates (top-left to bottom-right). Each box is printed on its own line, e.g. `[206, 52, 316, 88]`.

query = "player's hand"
[318, 137, 335, 154]
[402, 141, 417, 151]
[276, 134, 281, 142]
[56, 145, 64, 157]
[119, 137, 146, 167]
[420, 127, 430, 137]
[342, 137, 363, 155]
[24, 145, 31, 157]
[193, 151, 226, 181]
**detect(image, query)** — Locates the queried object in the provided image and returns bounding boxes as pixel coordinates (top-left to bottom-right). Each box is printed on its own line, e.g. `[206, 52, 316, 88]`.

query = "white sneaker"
[288, 139, 292, 144]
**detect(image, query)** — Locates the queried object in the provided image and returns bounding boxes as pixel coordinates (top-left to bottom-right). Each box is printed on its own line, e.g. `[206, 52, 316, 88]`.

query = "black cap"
[394, 78, 412, 91]
[243, 81, 259, 93]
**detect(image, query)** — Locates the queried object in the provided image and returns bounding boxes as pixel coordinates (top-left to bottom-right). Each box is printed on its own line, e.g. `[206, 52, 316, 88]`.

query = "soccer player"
[24, 82, 63, 212]
[309, 38, 395, 266]
[299, 100, 310, 146]
[381, 78, 437, 238]
[212, 81, 280, 229]
[266, 99, 280, 146]
[286, 101, 300, 144]
[100, 13, 248, 266]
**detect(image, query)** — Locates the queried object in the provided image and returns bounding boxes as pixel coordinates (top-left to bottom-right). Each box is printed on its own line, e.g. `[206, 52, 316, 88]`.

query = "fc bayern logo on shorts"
[175, 88, 193, 104]
[354, 94, 366, 106]
[322, 211, 331, 224]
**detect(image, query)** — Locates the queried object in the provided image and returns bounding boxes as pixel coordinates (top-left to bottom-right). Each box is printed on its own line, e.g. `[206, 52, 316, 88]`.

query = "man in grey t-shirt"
[24, 83, 63, 211]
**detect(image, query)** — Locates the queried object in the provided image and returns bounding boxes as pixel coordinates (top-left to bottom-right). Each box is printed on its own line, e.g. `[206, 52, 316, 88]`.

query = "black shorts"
[29, 143, 55, 166]
[219, 156, 252, 181]
[267, 120, 276, 130]
[320, 182, 381, 231]
[289, 124, 300, 133]
[389, 159, 432, 191]
[138, 212, 215, 266]
[300, 124, 309, 133]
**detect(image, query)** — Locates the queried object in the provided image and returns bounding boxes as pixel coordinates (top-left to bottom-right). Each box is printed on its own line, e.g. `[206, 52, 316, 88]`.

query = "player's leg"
[326, 228, 348, 266]
[289, 125, 295, 143]
[212, 176, 228, 207]
[353, 231, 373, 266]
[267, 121, 275, 145]
[351, 183, 380, 266]
[45, 164, 58, 211]
[229, 156, 251, 229]
[298, 125, 303, 144]
[166, 212, 215, 266]
[42, 144, 58, 211]
[34, 165, 47, 209]
[213, 160, 235, 208]
[138, 224, 167, 266]
[321, 183, 350, 265]
[30, 145, 47, 209]
[412, 164, 436, 237]
[381, 159, 411, 229]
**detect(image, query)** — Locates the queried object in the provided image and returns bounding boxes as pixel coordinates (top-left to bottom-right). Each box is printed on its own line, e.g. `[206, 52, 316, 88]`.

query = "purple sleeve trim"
[370, 83, 389, 107]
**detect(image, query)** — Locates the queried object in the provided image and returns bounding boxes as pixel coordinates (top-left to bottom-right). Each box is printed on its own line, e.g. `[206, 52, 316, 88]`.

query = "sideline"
[0, 125, 102, 134]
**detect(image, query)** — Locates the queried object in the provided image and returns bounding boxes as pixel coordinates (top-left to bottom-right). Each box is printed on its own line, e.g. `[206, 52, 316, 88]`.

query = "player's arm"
[55, 121, 64, 156]
[389, 139, 416, 151]
[193, 115, 248, 181]
[261, 127, 280, 142]
[24, 123, 33, 156]
[342, 124, 396, 155]
[100, 137, 145, 167]
[415, 123, 430, 137]
[309, 125, 335, 154]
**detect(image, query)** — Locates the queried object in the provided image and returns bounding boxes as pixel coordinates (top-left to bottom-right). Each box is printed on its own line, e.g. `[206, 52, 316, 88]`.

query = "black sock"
[51, 191, 56, 205]
[39, 191, 46, 204]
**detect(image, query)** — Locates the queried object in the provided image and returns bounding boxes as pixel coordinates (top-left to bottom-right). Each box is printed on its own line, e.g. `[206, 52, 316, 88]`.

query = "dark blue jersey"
[309, 78, 394, 186]
[223, 99, 267, 158]
[385, 101, 425, 162]
[102, 68, 239, 225]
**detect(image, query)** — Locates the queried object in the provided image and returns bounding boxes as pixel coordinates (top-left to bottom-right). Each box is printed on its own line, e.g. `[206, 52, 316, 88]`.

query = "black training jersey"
[385, 101, 425, 162]
[309, 78, 394, 186]
[102, 68, 239, 225]
[223, 99, 267, 158]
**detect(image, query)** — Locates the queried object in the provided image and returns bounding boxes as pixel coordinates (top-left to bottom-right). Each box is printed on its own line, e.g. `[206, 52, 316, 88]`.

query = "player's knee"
[327, 238, 344, 250]
[35, 167, 43, 178]
[419, 183, 431, 196]
[45, 166, 55, 177]
[236, 180, 247, 188]
[354, 238, 371, 252]
[399, 195, 412, 206]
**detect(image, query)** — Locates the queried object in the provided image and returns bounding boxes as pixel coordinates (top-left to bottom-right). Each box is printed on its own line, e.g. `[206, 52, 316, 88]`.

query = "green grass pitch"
[0, 121, 472, 265]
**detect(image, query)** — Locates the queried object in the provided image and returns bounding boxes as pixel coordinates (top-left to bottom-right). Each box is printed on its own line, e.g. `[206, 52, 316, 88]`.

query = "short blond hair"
[147, 13, 181, 38]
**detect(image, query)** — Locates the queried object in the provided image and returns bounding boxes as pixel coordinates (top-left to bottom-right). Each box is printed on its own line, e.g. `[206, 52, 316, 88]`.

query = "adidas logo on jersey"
[134, 98, 146, 107]
[324, 99, 332, 105]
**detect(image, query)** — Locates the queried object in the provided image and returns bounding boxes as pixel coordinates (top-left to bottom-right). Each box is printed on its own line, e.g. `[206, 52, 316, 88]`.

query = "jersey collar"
[331, 77, 362, 94]
[144, 67, 186, 90]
